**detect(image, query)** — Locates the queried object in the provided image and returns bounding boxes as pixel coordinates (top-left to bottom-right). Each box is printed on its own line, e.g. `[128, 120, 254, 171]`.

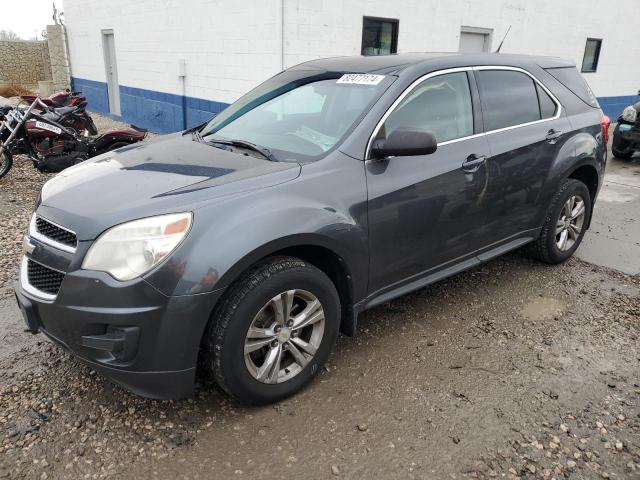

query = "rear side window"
[545, 67, 599, 108]
[477, 70, 540, 131]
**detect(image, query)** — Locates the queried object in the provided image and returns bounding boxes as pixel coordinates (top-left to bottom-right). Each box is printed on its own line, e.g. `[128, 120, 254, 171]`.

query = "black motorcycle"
[612, 101, 640, 160]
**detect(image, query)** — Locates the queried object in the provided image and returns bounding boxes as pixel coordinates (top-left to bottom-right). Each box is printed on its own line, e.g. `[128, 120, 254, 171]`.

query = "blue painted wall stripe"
[598, 95, 640, 120]
[72, 76, 639, 133]
[72, 77, 229, 133]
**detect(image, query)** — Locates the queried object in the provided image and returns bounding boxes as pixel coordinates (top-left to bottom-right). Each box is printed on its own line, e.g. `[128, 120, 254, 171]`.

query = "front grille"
[35, 217, 77, 248]
[27, 259, 65, 295]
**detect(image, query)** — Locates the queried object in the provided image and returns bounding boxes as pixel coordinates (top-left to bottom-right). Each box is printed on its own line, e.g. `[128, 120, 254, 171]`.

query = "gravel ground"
[0, 113, 638, 479]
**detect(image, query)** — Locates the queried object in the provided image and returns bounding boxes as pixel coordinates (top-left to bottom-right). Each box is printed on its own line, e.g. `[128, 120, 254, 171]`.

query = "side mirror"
[371, 128, 437, 158]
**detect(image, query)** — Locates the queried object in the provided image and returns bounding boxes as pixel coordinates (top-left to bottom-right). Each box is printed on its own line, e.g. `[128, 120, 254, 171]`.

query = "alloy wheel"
[244, 289, 325, 384]
[555, 194, 586, 251]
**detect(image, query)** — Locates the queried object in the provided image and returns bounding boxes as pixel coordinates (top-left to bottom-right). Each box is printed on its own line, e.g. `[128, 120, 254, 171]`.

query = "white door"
[102, 31, 121, 115]
[459, 28, 492, 53]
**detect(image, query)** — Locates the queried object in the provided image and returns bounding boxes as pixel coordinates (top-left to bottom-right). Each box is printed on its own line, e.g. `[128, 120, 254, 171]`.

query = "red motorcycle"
[0, 97, 146, 179]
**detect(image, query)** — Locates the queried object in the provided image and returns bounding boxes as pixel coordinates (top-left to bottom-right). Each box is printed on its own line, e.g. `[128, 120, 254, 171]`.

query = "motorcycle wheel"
[0, 151, 13, 180]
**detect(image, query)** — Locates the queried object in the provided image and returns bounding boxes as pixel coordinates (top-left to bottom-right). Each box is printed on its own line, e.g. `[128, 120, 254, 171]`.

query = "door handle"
[462, 154, 486, 172]
[545, 129, 563, 143]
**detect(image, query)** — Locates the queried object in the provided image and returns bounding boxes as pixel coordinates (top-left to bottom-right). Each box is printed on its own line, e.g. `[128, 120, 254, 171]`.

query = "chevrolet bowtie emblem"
[23, 236, 35, 255]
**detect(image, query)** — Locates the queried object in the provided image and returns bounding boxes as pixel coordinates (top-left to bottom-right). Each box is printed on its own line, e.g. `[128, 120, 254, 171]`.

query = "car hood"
[38, 133, 301, 240]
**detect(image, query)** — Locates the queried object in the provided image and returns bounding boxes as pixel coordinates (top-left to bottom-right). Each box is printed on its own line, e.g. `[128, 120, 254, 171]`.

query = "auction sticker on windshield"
[337, 74, 385, 85]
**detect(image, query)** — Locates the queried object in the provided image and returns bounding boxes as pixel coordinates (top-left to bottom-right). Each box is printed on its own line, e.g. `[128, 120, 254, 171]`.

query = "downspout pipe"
[280, 0, 285, 71]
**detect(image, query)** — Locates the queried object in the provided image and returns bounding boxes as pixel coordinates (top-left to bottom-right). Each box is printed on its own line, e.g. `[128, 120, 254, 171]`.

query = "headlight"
[82, 213, 192, 281]
[621, 105, 637, 123]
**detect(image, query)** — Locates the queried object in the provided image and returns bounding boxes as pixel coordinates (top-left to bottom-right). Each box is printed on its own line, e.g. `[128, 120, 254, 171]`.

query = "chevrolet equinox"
[16, 53, 608, 405]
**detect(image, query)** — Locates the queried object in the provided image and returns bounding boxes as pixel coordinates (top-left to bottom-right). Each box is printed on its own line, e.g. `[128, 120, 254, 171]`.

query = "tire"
[0, 151, 13, 180]
[203, 256, 341, 405]
[612, 133, 634, 160]
[528, 178, 592, 264]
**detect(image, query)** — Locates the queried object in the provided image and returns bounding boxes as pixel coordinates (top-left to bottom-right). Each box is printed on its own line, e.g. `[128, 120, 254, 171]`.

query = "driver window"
[381, 71, 473, 144]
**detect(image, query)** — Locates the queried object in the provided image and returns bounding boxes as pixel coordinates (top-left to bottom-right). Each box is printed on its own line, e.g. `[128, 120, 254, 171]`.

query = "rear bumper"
[15, 264, 223, 399]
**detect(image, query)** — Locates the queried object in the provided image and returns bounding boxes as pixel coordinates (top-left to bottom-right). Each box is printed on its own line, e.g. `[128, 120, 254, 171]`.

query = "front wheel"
[203, 256, 341, 405]
[528, 179, 592, 264]
[0, 150, 13, 180]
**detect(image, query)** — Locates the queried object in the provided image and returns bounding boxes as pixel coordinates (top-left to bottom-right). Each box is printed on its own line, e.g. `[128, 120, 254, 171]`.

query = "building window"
[581, 38, 602, 73]
[361, 17, 398, 56]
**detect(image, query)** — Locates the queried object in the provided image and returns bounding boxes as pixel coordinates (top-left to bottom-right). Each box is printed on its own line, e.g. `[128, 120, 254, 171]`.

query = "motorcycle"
[1, 98, 97, 136]
[0, 97, 147, 179]
[21, 90, 86, 108]
[612, 101, 640, 160]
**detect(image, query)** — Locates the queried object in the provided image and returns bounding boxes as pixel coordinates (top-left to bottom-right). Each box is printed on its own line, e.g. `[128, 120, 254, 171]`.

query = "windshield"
[200, 70, 394, 162]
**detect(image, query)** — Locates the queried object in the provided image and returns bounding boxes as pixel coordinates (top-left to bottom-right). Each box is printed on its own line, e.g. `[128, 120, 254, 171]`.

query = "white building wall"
[65, 0, 284, 104]
[282, 0, 639, 99]
[63, 0, 640, 131]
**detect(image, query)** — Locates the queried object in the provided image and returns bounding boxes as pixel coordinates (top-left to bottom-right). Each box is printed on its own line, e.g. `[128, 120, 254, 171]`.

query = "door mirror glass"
[371, 127, 437, 158]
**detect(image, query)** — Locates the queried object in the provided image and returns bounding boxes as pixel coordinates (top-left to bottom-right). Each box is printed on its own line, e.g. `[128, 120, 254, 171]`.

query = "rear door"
[475, 67, 571, 248]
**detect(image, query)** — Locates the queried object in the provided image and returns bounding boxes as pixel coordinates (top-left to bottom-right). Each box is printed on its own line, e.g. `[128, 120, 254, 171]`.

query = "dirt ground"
[0, 115, 638, 480]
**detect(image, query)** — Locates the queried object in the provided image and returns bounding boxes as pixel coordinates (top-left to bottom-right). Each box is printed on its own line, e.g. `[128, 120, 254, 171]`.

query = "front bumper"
[614, 122, 640, 144]
[15, 255, 223, 399]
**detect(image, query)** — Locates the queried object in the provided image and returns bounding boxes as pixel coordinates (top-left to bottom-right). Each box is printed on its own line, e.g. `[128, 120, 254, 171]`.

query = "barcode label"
[337, 74, 385, 85]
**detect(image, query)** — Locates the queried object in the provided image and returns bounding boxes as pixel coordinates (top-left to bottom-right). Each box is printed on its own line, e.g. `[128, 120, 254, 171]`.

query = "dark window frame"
[581, 38, 602, 73]
[361, 16, 399, 56]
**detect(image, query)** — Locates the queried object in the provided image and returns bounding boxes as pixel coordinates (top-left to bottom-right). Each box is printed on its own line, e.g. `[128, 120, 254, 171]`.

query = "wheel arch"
[565, 162, 600, 229]
[544, 130, 603, 231]
[567, 164, 599, 204]
[214, 235, 359, 337]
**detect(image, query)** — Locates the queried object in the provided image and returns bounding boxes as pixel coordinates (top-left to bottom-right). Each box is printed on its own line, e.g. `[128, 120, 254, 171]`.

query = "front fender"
[144, 194, 368, 299]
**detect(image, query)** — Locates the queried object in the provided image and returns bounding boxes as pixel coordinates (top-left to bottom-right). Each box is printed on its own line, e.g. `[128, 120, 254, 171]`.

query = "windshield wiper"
[207, 138, 278, 162]
[192, 129, 204, 143]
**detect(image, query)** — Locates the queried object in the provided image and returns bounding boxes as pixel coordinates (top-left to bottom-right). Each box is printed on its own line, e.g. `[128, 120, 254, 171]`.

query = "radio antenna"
[495, 25, 512, 53]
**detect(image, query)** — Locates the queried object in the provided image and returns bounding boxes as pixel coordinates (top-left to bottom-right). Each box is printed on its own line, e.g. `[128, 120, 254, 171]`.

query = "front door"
[366, 70, 491, 295]
[102, 30, 120, 115]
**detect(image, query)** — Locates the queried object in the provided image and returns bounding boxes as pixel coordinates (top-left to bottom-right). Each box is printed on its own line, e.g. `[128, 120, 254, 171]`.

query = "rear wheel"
[203, 256, 340, 405]
[0, 150, 13, 180]
[529, 178, 591, 264]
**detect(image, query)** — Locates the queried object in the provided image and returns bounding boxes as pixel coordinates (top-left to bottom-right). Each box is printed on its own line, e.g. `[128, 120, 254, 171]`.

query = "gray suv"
[15, 53, 607, 405]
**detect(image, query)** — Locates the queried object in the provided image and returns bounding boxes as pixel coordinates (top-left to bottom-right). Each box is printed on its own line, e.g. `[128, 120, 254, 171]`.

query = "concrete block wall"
[0, 40, 52, 86]
[64, 0, 640, 132]
[46, 25, 71, 91]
